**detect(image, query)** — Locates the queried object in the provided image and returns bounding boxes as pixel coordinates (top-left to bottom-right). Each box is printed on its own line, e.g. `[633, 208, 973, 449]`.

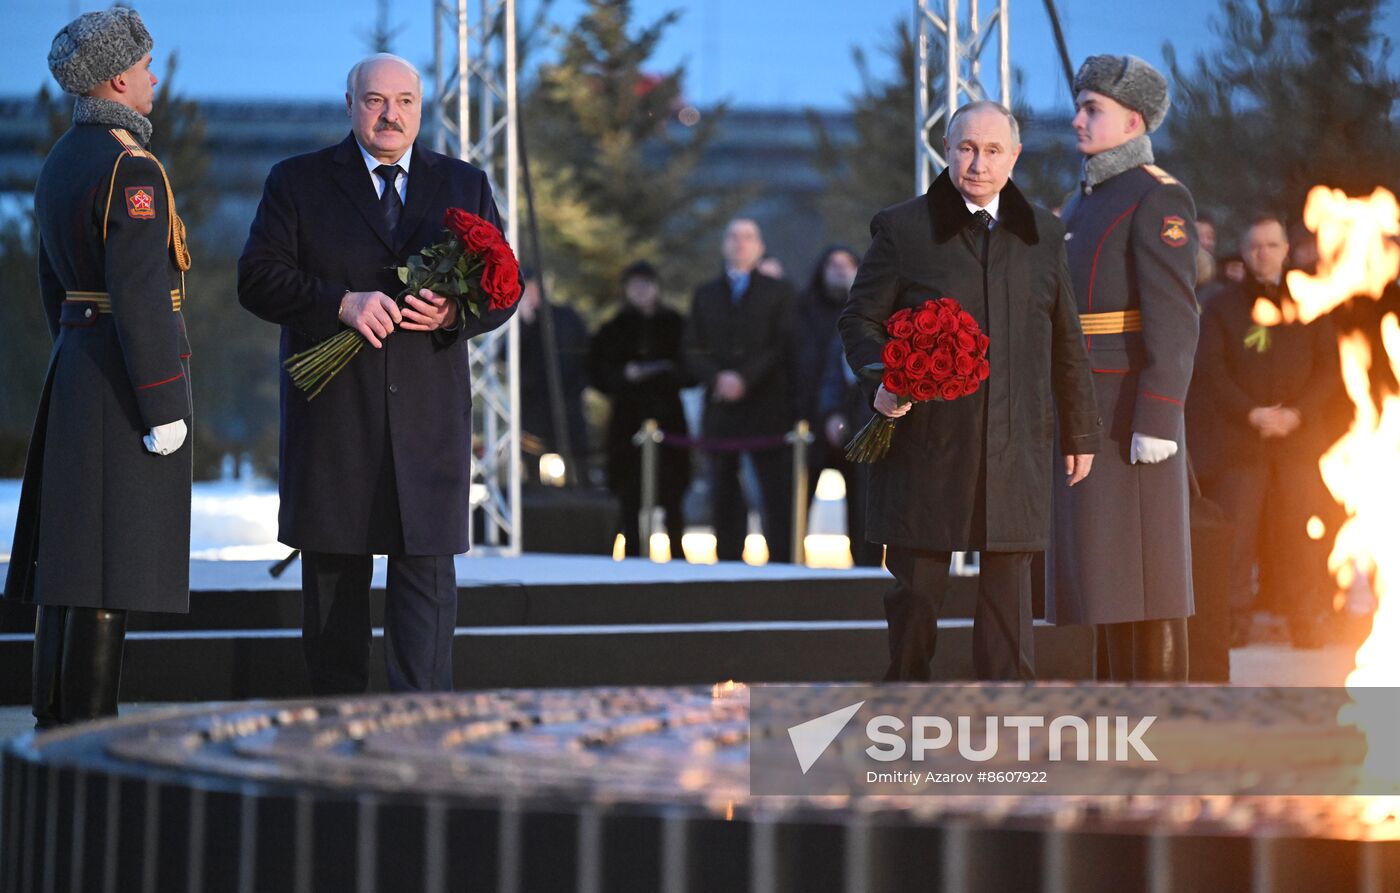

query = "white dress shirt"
[356, 141, 412, 203]
[963, 193, 1001, 227]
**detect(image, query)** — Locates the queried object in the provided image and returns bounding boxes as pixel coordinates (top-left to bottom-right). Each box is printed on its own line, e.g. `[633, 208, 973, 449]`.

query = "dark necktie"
[375, 163, 403, 232]
[970, 209, 993, 266]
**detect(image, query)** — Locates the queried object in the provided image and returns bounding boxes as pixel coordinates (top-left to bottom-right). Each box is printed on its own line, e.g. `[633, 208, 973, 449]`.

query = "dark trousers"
[883, 547, 1035, 681]
[300, 551, 458, 694]
[1205, 458, 1332, 622]
[711, 447, 792, 563]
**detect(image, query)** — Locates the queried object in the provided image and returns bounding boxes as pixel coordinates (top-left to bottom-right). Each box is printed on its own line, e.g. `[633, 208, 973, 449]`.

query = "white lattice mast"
[431, 0, 521, 554]
[915, 0, 1012, 193]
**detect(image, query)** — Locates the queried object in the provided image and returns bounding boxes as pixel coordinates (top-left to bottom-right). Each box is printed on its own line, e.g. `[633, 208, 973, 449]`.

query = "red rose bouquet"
[844, 298, 990, 462]
[284, 208, 522, 399]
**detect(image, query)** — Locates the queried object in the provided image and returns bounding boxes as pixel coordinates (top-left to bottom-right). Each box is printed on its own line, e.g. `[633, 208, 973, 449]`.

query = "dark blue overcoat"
[238, 134, 516, 555]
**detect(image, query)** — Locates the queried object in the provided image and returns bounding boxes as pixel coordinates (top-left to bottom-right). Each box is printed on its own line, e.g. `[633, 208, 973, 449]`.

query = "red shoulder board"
[126, 186, 156, 219]
[1160, 215, 1188, 247]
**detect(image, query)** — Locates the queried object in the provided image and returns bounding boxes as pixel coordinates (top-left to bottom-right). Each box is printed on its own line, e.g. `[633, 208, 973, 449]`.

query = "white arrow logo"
[787, 701, 865, 774]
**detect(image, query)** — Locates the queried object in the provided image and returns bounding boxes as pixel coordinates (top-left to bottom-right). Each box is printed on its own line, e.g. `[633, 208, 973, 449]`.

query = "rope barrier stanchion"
[634, 419, 663, 561]
[787, 420, 815, 565]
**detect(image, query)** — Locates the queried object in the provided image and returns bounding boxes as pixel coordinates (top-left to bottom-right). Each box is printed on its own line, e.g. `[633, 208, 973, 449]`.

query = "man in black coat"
[1187, 215, 1339, 646]
[1051, 55, 1201, 681]
[5, 8, 193, 727]
[685, 219, 797, 563]
[589, 261, 692, 558]
[840, 101, 1101, 681]
[238, 54, 516, 694]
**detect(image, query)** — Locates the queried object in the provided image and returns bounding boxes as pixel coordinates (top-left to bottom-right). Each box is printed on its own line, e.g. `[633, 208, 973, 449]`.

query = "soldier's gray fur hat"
[1073, 54, 1170, 133]
[48, 8, 153, 96]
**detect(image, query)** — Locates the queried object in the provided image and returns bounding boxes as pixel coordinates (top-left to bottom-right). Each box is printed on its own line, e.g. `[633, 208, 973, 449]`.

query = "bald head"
[346, 53, 422, 164]
[346, 53, 422, 98]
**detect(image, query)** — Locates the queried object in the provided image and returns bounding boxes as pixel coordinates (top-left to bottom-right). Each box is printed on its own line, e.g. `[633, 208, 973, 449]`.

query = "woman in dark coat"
[588, 262, 692, 559]
[795, 246, 883, 567]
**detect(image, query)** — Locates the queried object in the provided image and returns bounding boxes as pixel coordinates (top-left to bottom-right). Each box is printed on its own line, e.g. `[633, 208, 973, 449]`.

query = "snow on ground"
[0, 477, 285, 562]
[1, 468, 855, 564]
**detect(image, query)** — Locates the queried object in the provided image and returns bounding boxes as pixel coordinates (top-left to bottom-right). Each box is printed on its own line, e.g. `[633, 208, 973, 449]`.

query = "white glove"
[143, 419, 188, 456]
[1129, 432, 1177, 464]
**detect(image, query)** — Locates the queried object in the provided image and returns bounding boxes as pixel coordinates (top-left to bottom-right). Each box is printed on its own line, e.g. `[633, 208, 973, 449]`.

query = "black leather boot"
[31, 606, 67, 729]
[58, 608, 127, 724]
[1133, 618, 1189, 682]
[1102, 619, 1190, 682]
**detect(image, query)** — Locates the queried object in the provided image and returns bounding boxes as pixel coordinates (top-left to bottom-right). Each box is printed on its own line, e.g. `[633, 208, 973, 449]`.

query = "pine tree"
[806, 22, 919, 251]
[1163, 0, 1400, 244]
[522, 0, 745, 313]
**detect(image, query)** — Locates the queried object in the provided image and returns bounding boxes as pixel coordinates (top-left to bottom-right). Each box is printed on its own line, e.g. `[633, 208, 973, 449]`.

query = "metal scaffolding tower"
[915, 0, 1012, 194]
[430, 0, 521, 554]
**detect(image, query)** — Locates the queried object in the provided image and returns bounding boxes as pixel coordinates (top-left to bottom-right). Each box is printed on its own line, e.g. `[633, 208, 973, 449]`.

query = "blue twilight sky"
[2, 0, 1398, 112]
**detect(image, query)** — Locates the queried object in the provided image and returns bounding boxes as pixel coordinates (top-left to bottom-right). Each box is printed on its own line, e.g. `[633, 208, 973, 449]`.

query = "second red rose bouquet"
[844, 298, 990, 462]
[284, 208, 522, 399]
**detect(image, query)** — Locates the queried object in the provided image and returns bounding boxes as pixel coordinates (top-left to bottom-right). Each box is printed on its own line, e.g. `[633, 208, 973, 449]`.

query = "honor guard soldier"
[4, 8, 194, 727]
[1050, 55, 1200, 681]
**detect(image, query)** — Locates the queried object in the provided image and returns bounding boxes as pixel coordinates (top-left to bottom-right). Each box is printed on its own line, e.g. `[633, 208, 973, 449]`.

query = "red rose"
[443, 207, 474, 236]
[930, 348, 954, 378]
[910, 377, 939, 401]
[883, 369, 910, 396]
[913, 307, 940, 334]
[955, 329, 977, 353]
[954, 352, 977, 376]
[939, 378, 964, 400]
[882, 339, 910, 368]
[482, 257, 522, 309]
[961, 376, 981, 396]
[921, 299, 940, 312]
[937, 306, 959, 332]
[936, 298, 958, 313]
[957, 310, 977, 331]
[978, 333, 990, 352]
[904, 350, 932, 378]
[885, 308, 914, 336]
[977, 358, 990, 380]
[889, 318, 916, 340]
[912, 331, 936, 350]
[445, 209, 502, 253]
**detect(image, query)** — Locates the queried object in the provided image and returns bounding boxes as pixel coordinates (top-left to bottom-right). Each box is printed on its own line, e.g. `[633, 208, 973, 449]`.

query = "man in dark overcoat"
[5, 8, 193, 726]
[840, 101, 1101, 681]
[1050, 55, 1200, 681]
[1187, 216, 1339, 646]
[238, 54, 516, 694]
[685, 219, 797, 564]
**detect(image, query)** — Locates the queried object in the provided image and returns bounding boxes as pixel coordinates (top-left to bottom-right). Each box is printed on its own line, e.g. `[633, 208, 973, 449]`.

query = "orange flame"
[1289, 187, 1400, 791]
[1287, 186, 1400, 323]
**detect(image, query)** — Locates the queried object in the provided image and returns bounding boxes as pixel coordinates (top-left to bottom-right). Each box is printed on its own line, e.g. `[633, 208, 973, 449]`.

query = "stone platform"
[0, 556, 1098, 702]
[4, 685, 1399, 893]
